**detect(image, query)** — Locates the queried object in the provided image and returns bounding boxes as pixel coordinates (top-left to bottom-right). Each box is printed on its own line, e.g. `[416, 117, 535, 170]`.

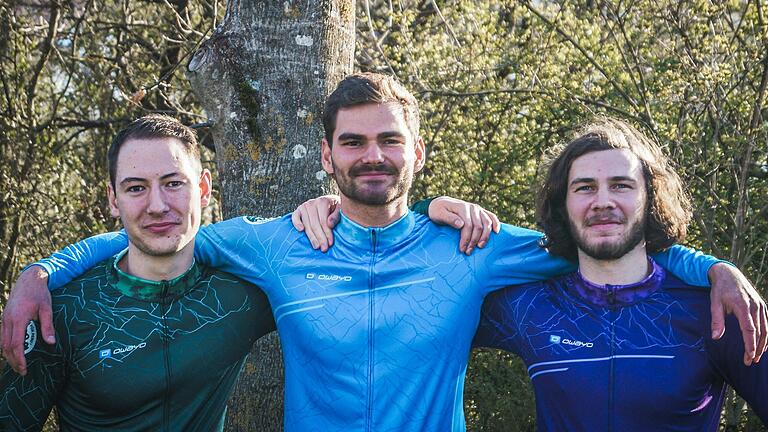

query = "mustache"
[349, 164, 398, 176]
[585, 212, 626, 226]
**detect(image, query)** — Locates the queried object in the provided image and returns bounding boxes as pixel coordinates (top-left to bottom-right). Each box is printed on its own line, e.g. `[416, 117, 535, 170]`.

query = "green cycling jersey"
[0, 251, 275, 432]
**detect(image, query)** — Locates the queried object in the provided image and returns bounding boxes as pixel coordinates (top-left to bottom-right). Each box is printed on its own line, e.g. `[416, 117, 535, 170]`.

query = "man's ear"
[413, 136, 426, 173]
[199, 169, 212, 207]
[321, 138, 334, 175]
[108, 183, 120, 218]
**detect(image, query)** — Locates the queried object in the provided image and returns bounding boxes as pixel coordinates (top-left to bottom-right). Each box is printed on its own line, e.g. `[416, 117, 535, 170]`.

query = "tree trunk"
[186, 1, 354, 430]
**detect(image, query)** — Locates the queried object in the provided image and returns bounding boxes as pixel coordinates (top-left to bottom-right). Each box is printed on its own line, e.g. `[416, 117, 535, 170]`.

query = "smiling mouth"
[355, 172, 391, 178]
[143, 222, 181, 233]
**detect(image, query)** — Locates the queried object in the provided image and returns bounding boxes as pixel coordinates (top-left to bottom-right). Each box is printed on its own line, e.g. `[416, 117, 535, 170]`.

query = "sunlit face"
[566, 149, 647, 260]
[321, 103, 425, 206]
[108, 137, 211, 258]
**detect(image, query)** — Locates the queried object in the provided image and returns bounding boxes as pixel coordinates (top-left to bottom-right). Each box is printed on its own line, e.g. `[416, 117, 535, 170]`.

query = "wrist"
[707, 261, 734, 284]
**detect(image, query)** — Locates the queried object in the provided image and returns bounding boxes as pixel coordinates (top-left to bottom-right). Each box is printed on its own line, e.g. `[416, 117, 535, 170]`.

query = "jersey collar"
[564, 258, 665, 308]
[335, 210, 415, 250]
[108, 249, 201, 301]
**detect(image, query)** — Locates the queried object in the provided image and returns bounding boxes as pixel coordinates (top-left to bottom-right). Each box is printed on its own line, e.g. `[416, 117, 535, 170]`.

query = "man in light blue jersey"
[2, 73, 766, 431]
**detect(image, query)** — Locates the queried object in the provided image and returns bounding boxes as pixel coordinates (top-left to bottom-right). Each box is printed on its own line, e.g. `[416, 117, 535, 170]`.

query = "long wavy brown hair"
[536, 117, 692, 262]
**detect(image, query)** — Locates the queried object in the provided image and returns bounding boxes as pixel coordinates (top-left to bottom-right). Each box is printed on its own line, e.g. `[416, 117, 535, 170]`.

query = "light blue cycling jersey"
[37, 211, 718, 431]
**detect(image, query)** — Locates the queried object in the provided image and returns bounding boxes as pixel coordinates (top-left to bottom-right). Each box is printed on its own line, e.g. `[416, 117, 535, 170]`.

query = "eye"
[612, 183, 632, 190]
[166, 180, 184, 188]
[574, 185, 594, 192]
[126, 185, 145, 193]
[340, 140, 361, 147]
[383, 138, 403, 145]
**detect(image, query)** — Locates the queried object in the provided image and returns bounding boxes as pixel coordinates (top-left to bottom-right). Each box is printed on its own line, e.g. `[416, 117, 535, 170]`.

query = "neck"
[339, 195, 409, 227]
[577, 243, 650, 286]
[118, 242, 194, 281]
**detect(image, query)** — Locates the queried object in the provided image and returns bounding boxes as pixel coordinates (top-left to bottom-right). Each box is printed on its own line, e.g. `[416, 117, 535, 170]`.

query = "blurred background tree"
[1, 0, 766, 430]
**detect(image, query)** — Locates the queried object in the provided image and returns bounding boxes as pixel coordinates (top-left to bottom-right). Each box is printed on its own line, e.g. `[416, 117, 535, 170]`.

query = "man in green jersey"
[0, 115, 275, 431]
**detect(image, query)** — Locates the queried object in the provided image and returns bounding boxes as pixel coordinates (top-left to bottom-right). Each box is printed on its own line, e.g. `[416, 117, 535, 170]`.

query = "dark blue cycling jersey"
[35, 212, 719, 431]
[474, 259, 767, 431]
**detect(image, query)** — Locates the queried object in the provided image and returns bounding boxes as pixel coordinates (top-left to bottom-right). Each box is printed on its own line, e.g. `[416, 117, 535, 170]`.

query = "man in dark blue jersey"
[1, 74, 766, 431]
[474, 117, 767, 430]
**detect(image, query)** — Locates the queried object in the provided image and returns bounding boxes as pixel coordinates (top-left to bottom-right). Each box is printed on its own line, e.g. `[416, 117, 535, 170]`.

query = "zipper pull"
[161, 280, 170, 298]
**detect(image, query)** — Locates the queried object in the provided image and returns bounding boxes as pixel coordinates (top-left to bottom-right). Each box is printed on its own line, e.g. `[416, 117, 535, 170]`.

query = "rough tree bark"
[186, 1, 355, 430]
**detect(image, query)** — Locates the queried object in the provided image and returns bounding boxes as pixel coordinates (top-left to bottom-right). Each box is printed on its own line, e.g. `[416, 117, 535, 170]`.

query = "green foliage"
[357, 0, 767, 429]
[1, 0, 766, 431]
[0, 1, 221, 297]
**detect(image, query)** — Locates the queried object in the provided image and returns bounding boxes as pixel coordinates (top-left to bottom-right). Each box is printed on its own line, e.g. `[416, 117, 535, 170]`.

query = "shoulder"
[200, 266, 260, 291]
[484, 279, 554, 310]
[202, 213, 301, 240]
[657, 272, 710, 304]
[54, 258, 113, 302]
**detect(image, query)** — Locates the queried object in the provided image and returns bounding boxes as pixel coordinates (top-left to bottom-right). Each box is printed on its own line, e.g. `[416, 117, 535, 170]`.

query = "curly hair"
[536, 117, 692, 262]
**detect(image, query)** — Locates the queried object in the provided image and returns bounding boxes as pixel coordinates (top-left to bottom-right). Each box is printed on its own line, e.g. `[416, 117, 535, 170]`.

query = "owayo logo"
[306, 273, 352, 282]
[99, 342, 148, 359]
[23, 321, 37, 355]
[550, 334, 593, 348]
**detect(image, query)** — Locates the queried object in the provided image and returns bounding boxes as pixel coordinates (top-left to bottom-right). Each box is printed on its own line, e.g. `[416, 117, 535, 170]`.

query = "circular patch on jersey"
[242, 215, 270, 225]
[23, 321, 37, 355]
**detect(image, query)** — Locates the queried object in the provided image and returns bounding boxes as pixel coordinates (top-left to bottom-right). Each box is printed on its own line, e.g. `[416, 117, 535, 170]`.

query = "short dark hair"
[108, 114, 201, 188]
[536, 117, 692, 261]
[322, 73, 420, 144]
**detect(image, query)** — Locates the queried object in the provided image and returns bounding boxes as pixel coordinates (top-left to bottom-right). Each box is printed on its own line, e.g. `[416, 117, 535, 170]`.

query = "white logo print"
[99, 342, 148, 359]
[23, 321, 37, 355]
[550, 334, 594, 348]
[306, 273, 352, 282]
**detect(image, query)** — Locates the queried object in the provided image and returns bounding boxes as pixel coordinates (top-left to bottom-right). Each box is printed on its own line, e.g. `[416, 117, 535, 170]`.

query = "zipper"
[608, 302, 615, 432]
[607, 284, 616, 306]
[366, 229, 378, 432]
[161, 280, 171, 432]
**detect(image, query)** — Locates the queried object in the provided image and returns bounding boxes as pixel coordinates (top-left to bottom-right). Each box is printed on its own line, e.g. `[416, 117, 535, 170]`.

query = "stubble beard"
[332, 162, 413, 206]
[570, 214, 646, 261]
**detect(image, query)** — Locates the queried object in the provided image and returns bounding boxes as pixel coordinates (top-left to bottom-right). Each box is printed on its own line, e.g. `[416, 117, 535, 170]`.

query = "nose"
[361, 143, 385, 164]
[590, 187, 616, 210]
[147, 186, 170, 214]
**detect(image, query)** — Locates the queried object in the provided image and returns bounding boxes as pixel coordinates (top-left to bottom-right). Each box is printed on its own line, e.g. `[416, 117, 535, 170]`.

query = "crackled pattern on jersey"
[0, 258, 273, 432]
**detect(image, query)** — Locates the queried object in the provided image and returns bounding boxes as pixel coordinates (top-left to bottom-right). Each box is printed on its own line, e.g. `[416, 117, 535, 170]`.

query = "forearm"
[34, 231, 128, 290]
[651, 245, 724, 287]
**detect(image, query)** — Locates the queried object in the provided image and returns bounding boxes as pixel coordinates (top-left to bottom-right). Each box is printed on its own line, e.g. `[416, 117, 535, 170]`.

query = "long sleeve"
[0, 321, 67, 431]
[36, 231, 128, 290]
[707, 315, 768, 423]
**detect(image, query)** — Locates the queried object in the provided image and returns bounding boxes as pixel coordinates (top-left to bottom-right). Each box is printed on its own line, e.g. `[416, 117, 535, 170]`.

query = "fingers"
[734, 302, 758, 366]
[465, 205, 485, 255]
[488, 210, 501, 234]
[753, 299, 767, 363]
[710, 299, 726, 340]
[325, 203, 340, 247]
[295, 197, 339, 252]
[9, 317, 28, 375]
[39, 292, 56, 345]
[296, 205, 320, 249]
[306, 204, 329, 251]
[476, 210, 494, 250]
[315, 202, 334, 251]
[426, 196, 501, 254]
[1, 315, 16, 371]
[291, 208, 305, 232]
[457, 205, 473, 254]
